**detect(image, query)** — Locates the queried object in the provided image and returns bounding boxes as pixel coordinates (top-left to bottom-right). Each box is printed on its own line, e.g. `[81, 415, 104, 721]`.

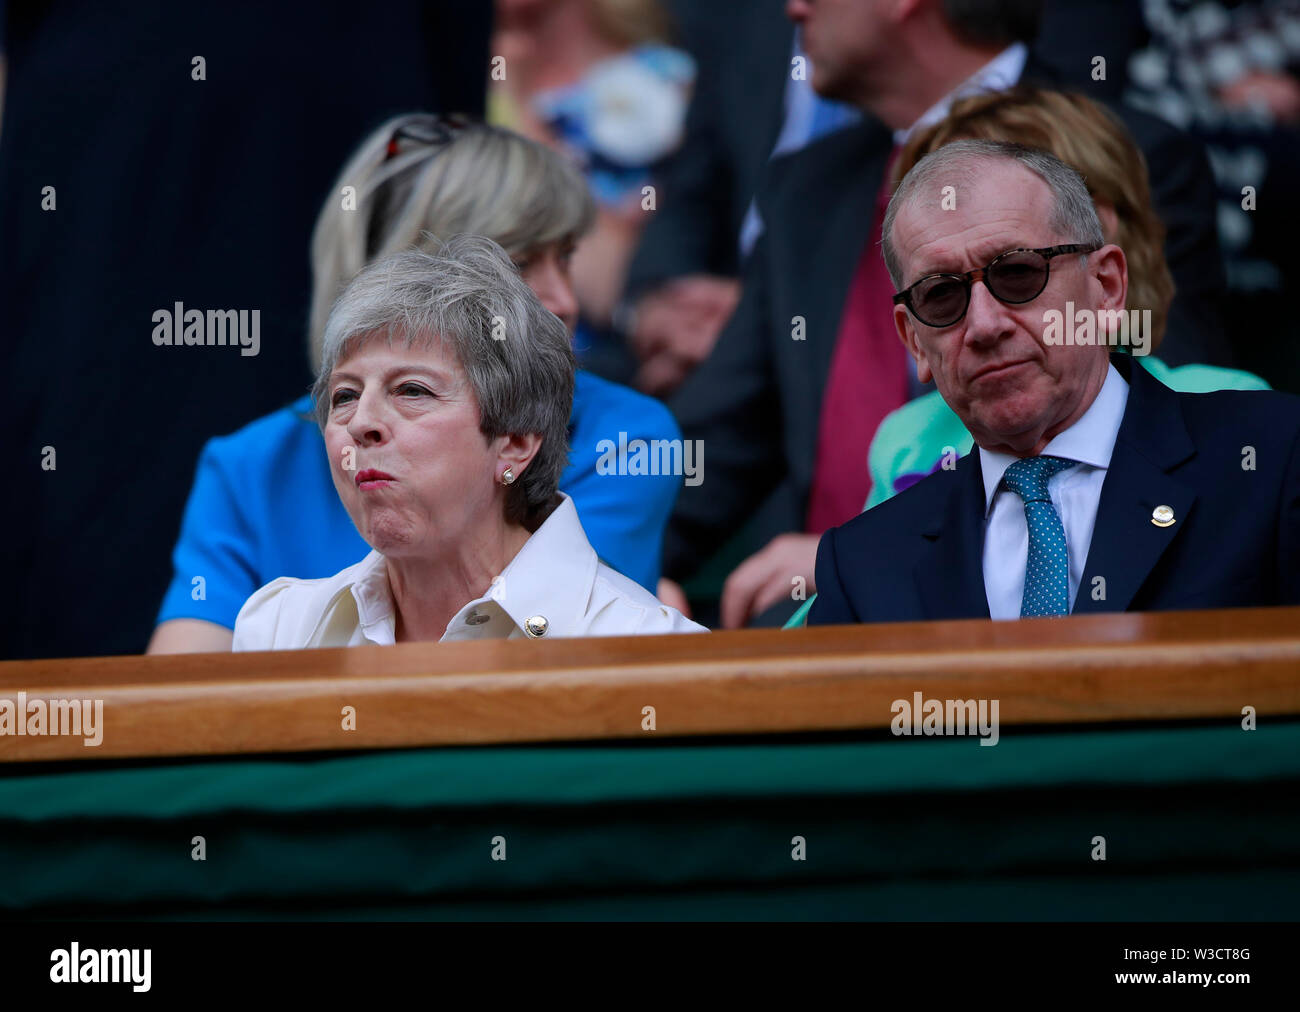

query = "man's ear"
[496, 432, 543, 481]
[1092, 243, 1128, 314]
[894, 305, 932, 384]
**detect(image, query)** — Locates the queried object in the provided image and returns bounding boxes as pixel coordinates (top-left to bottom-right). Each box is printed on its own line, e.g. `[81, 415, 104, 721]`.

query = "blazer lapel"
[764, 121, 894, 467]
[913, 453, 992, 620]
[805, 130, 895, 413]
[1074, 356, 1198, 613]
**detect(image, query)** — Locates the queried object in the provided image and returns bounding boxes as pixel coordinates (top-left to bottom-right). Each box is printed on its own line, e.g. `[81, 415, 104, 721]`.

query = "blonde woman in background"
[150, 115, 684, 653]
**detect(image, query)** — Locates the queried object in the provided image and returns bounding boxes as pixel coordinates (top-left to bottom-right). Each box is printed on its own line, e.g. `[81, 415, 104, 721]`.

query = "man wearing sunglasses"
[810, 140, 1300, 625]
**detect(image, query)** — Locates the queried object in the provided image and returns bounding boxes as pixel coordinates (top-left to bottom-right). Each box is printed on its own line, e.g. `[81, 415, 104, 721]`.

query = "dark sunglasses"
[893, 244, 1100, 328]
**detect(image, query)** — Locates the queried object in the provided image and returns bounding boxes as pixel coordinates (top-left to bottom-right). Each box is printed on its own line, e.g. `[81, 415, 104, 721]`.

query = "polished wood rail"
[2, 607, 1298, 761]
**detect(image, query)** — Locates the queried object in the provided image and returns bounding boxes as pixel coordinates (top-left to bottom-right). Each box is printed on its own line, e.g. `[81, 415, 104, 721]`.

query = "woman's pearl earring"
[501, 466, 516, 486]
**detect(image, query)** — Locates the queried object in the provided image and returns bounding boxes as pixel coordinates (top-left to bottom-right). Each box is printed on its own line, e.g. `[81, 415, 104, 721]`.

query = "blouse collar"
[335, 493, 600, 644]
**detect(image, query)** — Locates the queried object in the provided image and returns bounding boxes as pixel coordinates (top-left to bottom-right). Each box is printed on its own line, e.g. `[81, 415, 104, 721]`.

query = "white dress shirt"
[980, 365, 1129, 620]
[891, 42, 1028, 147]
[232, 494, 706, 650]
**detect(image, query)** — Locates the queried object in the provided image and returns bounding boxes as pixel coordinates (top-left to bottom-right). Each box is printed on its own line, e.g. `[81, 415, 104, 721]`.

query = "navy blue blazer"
[809, 354, 1300, 624]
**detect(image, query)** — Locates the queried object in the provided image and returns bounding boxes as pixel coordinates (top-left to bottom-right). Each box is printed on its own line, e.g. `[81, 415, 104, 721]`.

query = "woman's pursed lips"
[355, 468, 396, 487]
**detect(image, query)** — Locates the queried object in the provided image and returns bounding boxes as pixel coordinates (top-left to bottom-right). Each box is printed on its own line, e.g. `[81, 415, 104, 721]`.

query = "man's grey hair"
[313, 234, 576, 528]
[882, 139, 1105, 291]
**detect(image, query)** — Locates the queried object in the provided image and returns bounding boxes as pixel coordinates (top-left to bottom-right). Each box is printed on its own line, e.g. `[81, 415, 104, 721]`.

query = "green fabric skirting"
[2, 721, 1297, 920]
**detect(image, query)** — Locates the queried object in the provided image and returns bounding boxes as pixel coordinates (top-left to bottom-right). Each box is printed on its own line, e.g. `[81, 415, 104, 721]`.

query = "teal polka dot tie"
[1002, 455, 1076, 618]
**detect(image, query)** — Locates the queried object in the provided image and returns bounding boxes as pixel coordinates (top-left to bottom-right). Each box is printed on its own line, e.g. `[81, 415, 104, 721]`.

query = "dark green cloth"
[3, 721, 1297, 919]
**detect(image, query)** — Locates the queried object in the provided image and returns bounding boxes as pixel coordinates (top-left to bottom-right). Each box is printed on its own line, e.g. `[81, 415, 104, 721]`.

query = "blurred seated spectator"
[622, 1, 860, 397]
[489, 0, 695, 382]
[149, 116, 681, 653]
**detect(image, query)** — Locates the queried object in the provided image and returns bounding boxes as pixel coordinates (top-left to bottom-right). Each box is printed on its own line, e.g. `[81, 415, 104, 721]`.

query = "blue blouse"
[156, 371, 681, 629]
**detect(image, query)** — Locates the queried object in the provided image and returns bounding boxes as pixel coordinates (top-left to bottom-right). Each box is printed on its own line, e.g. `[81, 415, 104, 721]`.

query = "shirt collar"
[348, 549, 397, 642]
[978, 362, 1130, 515]
[333, 493, 601, 643]
[893, 42, 1028, 147]
[442, 493, 599, 639]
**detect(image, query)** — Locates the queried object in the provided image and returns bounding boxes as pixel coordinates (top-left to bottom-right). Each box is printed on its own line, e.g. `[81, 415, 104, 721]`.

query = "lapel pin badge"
[1151, 504, 1175, 528]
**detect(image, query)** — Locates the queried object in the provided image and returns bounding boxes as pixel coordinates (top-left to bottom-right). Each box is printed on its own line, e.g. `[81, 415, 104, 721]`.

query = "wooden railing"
[2, 607, 1299, 761]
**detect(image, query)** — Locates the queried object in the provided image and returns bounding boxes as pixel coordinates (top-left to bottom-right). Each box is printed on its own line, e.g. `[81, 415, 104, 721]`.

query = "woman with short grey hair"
[234, 236, 703, 648]
[149, 114, 687, 654]
[313, 237, 576, 528]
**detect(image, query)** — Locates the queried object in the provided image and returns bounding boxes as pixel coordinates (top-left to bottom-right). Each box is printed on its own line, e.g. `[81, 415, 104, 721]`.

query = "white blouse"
[232, 494, 706, 649]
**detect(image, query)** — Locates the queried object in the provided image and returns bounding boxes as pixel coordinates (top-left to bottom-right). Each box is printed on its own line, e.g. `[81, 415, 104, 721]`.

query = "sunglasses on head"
[893, 244, 1100, 329]
[383, 113, 475, 161]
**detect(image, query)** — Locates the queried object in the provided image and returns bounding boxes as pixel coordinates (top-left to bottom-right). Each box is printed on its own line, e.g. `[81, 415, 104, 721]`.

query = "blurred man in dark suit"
[624, 0, 859, 397]
[811, 141, 1300, 625]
